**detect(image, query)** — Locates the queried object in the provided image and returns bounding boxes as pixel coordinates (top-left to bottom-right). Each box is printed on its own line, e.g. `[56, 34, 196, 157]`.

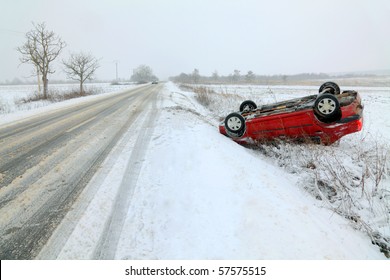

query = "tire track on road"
[93, 86, 159, 259]
[0, 86, 149, 190]
[0, 85, 159, 259]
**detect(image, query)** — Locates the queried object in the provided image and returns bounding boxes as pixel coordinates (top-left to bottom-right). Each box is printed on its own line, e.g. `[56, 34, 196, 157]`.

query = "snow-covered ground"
[0, 82, 139, 115]
[181, 83, 390, 257]
[1, 82, 388, 259]
[112, 83, 387, 259]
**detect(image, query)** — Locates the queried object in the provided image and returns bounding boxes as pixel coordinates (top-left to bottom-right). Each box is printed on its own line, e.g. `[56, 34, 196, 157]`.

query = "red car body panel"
[219, 91, 363, 145]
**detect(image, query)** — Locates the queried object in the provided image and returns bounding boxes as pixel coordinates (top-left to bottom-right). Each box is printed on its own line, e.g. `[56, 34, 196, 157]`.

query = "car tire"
[239, 100, 257, 112]
[224, 113, 246, 137]
[314, 94, 341, 123]
[319, 82, 341, 95]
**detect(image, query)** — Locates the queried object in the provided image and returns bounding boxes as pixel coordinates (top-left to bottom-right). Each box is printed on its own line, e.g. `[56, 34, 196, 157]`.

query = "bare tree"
[171, 72, 191, 83]
[192, 68, 200, 84]
[232, 69, 241, 82]
[63, 52, 100, 94]
[17, 22, 66, 99]
[212, 70, 219, 82]
[130, 65, 158, 83]
[245, 70, 255, 83]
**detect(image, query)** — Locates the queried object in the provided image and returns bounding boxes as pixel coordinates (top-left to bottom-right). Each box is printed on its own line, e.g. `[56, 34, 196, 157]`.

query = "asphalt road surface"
[0, 84, 162, 259]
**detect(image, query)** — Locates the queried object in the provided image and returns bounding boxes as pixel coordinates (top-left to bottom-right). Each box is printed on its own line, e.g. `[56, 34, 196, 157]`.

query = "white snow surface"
[113, 84, 385, 259]
[1, 82, 387, 259]
[0, 83, 140, 123]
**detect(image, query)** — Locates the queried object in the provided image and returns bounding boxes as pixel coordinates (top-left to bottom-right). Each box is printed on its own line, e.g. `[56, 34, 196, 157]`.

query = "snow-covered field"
[1, 82, 389, 259]
[182, 83, 390, 257]
[114, 82, 388, 259]
[0, 82, 139, 115]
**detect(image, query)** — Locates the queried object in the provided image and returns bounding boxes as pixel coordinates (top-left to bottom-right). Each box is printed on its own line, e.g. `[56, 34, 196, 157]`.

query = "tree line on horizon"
[169, 69, 384, 85]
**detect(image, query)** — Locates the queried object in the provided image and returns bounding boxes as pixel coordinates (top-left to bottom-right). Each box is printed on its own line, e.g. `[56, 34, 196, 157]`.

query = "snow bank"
[115, 83, 385, 259]
[0, 83, 140, 125]
[178, 83, 390, 256]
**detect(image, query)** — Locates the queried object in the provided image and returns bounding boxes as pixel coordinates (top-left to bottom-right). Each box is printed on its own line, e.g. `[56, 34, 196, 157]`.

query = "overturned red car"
[219, 82, 363, 145]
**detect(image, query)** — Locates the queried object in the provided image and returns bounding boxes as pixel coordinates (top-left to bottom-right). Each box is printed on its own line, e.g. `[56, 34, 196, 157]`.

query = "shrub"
[255, 137, 390, 257]
[0, 100, 10, 114]
[17, 88, 97, 104]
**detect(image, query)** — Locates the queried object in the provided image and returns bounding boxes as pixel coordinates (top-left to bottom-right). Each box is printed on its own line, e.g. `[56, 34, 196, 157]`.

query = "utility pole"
[36, 64, 41, 96]
[33, 38, 41, 96]
[113, 60, 119, 81]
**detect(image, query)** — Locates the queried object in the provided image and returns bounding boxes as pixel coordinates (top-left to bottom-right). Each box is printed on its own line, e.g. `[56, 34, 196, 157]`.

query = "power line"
[0, 28, 25, 36]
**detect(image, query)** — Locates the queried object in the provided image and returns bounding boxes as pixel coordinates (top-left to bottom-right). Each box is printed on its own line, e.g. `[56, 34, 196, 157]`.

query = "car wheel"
[314, 94, 341, 122]
[224, 113, 246, 137]
[319, 82, 341, 95]
[239, 100, 257, 112]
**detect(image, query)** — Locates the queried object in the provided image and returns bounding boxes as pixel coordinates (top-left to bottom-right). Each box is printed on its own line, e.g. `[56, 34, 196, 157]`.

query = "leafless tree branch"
[16, 22, 66, 99]
[63, 52, 100, 93]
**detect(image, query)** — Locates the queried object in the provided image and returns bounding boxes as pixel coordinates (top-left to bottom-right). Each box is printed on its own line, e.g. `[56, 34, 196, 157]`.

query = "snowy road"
[0, 84, 161, 259]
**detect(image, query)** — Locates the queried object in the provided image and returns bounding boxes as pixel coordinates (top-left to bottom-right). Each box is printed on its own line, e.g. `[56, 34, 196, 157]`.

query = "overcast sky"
[1, 0, 389, 82]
